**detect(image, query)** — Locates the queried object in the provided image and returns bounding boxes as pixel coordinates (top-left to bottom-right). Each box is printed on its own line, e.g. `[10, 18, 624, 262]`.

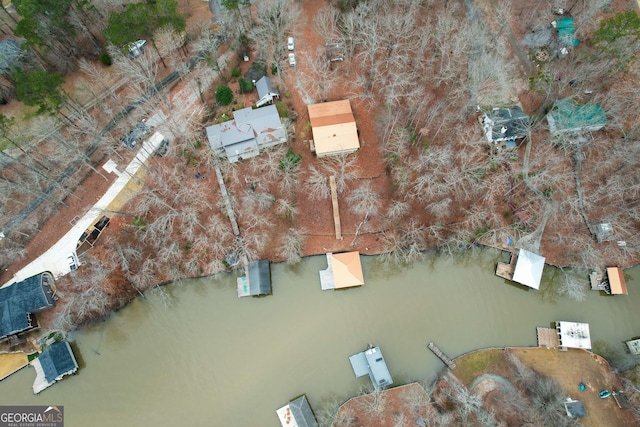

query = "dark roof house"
[0, 273, 55, 342]
[547, 98, 607, 136]
[564, 398, 586, 418]
[205, 105, 287, 163]
[237, 260, 272, 298]
[481, 107, 530, 145]
[276, 395, 319, 427]
[255, 76, 279, 108]
[31, 341, 79, 394]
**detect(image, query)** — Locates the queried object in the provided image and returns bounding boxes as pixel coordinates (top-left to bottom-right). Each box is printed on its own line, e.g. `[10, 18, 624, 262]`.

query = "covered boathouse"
[319, 251, 364, 291]
[31, 341, 78, 394]
[237, 260, 272, 298]
[349, 346, 393, 391]
[275, 395, 318, 427]
[496, 248, 545, 289]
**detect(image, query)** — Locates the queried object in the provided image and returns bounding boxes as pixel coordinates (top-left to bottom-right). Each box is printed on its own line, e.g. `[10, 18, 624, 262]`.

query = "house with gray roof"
[481, 107, 530, 148]
[206, 105, 287, 163]
[31, 341, 79, 394]
[276, 395, 318, 427]
[256, 76, 279, 108]
[237, 260, 272, 298]
[0, 273, 55, 343]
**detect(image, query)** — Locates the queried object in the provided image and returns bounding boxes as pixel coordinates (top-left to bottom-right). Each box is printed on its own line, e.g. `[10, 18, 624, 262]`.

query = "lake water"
[3, 250, 640, 426]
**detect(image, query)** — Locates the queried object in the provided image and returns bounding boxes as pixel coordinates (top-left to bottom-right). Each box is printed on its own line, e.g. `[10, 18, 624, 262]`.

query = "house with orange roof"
[605, 267, 628, 295]
[307, 100, 360, 157]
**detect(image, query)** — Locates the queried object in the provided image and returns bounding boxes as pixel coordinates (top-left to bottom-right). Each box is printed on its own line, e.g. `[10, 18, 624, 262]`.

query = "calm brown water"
[3, 250, 640, 426]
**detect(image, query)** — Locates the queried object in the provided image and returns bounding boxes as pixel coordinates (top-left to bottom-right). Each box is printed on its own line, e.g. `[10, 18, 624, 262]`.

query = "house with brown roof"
[606, 267, 628, 295]
[308, 100, 360, 157]
[319, 251, 364, 290]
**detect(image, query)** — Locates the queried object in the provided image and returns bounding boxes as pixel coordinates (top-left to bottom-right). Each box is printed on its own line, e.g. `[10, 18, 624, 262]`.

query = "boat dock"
[496, 252, 517, 281]
[536, 327, 559, 349]
[427, 342, 456, 370]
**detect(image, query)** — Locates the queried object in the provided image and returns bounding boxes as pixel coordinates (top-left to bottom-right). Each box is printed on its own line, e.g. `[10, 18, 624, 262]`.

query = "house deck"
[319, 254, 335, 290]
[536, 327, 559, 349]
[236, 275, 251, 297]
[31, 358, 51, 394]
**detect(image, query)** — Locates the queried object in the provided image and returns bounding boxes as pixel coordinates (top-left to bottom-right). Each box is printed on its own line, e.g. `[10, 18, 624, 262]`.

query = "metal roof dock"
[349, 346, 393, 391]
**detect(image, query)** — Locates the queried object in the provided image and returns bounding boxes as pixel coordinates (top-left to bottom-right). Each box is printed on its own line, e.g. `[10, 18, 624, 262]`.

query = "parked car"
[288, 53, 296, 67]
[287, 37, 295, 51]
[121, 122, 151, 148]
[67, 253, 79, 271]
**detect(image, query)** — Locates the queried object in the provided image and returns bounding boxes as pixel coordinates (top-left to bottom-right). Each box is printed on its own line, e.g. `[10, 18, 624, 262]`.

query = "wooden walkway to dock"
[214, 165, 240, 237]
[427, 342, 456, 369]
[330, 175, 342, 240]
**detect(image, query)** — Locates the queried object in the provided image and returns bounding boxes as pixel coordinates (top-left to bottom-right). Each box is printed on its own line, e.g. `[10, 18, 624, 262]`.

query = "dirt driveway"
[512, 347, 635, 427]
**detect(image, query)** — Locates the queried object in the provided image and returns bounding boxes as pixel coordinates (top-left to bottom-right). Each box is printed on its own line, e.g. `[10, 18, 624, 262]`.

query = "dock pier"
[427, 342, 456, 370]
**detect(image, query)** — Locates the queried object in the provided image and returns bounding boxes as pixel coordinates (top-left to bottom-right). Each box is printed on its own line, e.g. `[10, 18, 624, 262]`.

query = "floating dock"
[496, 252, 517, 281]
[536, 327, 559, 349]
[427, 342, 456, 370]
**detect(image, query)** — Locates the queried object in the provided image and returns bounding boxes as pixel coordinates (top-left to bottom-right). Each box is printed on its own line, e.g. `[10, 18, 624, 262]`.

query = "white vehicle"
[288, 53, 296, 67]
[287, 37, 295, 51]
[67, 253, 79, 271]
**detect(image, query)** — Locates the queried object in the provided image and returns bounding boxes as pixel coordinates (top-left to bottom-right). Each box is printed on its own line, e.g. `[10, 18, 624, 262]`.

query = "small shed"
[556, 321, 591, 350]
[349, 346, 393, 391]
[319, 252, 364, 290]
[547, 98, 607, 136]
[276, 395, 318, 427]
[237, 260, 272, 298]
[564, 398, 586, 418]
[308, 100, 359, 157]
[256, 76, 279, 108]
[480, 107, 530, 145]
[512, 249, 546, 290]
[606, 267, 628, 295]
[31, 341, 78, 394]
